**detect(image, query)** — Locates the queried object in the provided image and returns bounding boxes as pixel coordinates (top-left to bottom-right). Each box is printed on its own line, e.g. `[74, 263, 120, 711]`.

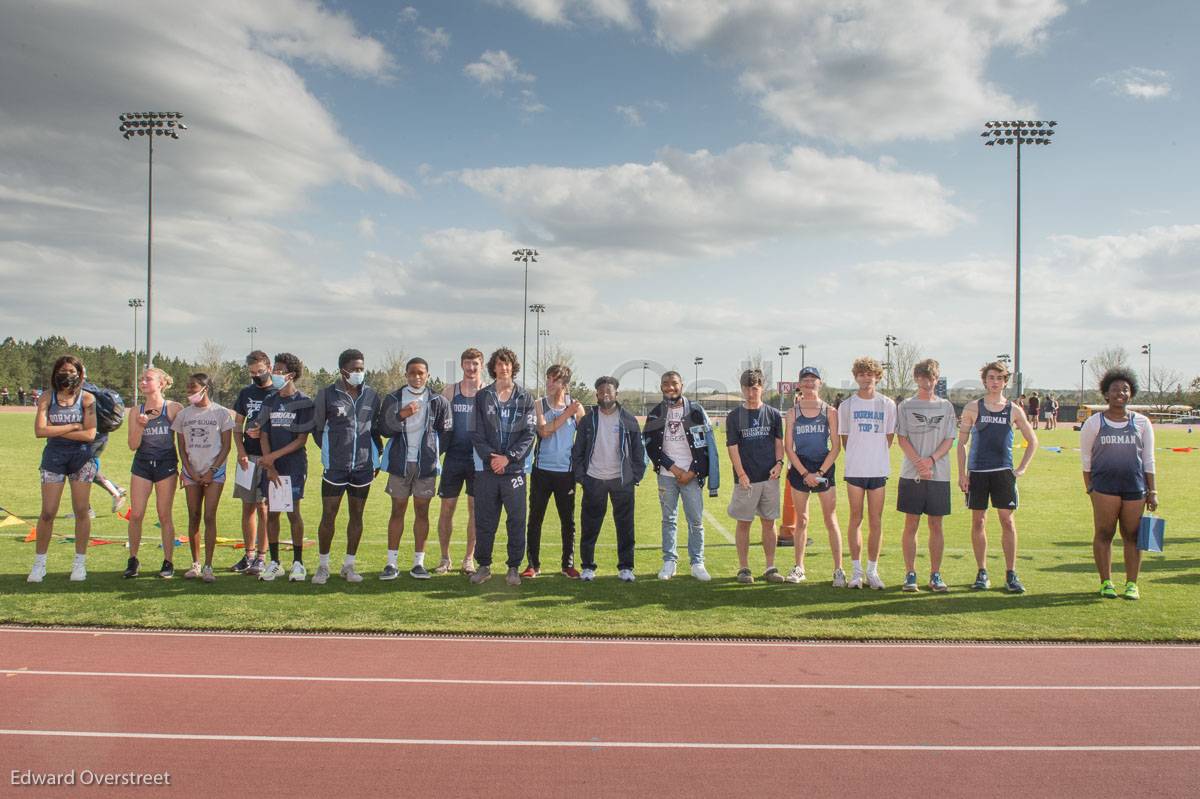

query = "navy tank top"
[136, 403, 177, 461]
[968, 399, 1014, 471]
[44, 391, 85, 454]
[1090, 413, 1146, 495]
[791, 402, 831, 466]
[447, 383, 476, 457]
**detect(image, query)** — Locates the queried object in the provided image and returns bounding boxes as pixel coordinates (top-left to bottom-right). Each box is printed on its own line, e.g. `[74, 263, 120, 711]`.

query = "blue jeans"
[658, 473, 705, 565]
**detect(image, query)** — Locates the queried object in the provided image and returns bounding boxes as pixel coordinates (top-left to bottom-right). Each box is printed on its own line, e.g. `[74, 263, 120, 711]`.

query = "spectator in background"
[1028, 393, 1041, 430]
[18, 387, 27, 406]
[2, 386, 9, 405]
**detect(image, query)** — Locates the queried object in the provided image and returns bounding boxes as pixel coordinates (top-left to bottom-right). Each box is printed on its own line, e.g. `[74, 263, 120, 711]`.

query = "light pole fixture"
[128, 298, 144, 407]
[693, 356, 703, 403]
[119, 111, 187, 367]
[884, 334, 898, 392]
[1141, 343, 1152, 399]
[798, 343, 807, 370]
[641, 361, 649, 416]
[537, 326, 550, 397]
[981, 118, 1057, 398]
[513, 249, 538, 386]
[529, 303, 546, 395]
[1079, 359, 1087, 408]
[778, 346, 790, 409]
[246, 326, 258, 351]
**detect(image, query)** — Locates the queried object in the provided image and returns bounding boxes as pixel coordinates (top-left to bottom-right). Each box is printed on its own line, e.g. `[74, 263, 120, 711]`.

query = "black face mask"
[54, 373, 79, 391]
[253, 373, 272, 387]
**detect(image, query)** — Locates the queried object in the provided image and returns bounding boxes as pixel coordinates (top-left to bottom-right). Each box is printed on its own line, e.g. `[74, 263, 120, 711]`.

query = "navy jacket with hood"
[571, 404, 647, 488]
[378, 386, 452, 479]
[311, 381, 383, 474]
[642, 397, 721, 496]
[471, 382, 536, 476]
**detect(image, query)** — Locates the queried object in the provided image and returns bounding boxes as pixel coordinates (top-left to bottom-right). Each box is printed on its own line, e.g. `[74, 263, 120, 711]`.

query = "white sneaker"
[867, 571, 886, 590]
[785, 565, 807, 583]
[340, 564, 363, 583]
[183, 562, 202, 579]
[259, 561, 284, 581]
[580, 568, 596, 582]
[112, 490, 127, 514]
[289, 562, 307, 582]
[847, 570, 864, 589]
[618, 569, 635, 582]
[311, 564, 330, 585]
[201, 565, 215, 583]
[690, 563, 712, 582]
[657, 561, 677, 580]
[832, 568, 847, 588]
[27, 563, 47, 583]
[69, 562, 87, 582]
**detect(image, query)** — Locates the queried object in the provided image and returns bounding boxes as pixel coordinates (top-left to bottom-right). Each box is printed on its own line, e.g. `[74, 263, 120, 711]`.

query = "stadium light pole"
[693, 356, 703, 403]
[884, 335, 897, 393]
[641, 361, 649, 416]
[798, 343, 807, 370]
[513, 249, 538, 387]
[1079, 359, 1087, 408]
[246, 326, 258, 351]
[119, 111, 187, 367]
[529, 303, 546, 396]
[778, 346, 790, 409]
[981, 118, 1057, 398]
[1141, 343, 1151, 400]
[537, 327, 550, 397]
[128, 298, 143, 407]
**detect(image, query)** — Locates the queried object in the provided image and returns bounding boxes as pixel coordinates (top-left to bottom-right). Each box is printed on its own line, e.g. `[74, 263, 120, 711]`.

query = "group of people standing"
[28, 348, 1159, 600]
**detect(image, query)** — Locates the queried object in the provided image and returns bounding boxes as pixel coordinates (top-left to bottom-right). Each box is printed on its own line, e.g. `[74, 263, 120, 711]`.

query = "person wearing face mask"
[572, 376, 647, 582]
[643, 370, 720, 582]
[124, 367, 183, 579]
[254, 353, 314, 583]
[230, 350, 274, 575]
[310, 348, 383, 585]
[28, 355, 98, 583]
[171, 373, 235, 583]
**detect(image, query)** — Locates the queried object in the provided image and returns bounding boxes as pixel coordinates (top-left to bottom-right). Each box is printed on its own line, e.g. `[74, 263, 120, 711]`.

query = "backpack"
[82, 381, 126, 434]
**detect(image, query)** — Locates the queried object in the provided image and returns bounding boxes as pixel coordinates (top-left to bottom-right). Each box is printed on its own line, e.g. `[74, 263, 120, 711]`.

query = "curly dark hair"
[486, 347, 520, 379]
[274, 352, 302, 378]
[1099, 367, 1138, 398]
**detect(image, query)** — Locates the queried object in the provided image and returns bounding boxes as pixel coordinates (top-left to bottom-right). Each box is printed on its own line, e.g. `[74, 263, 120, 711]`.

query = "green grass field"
[1, 411, 1197, 640]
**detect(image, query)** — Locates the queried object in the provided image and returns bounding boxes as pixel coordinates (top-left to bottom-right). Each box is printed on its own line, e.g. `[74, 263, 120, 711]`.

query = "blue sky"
[2, 0, 1196, 394]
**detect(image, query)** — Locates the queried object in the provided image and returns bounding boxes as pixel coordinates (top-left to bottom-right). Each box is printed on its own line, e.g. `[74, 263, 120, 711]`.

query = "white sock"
[387, 549, 398, 567]
[319, 553, 330, 569]
[851, 559, 862, 573]
[343, 554, 356, 567]
[73, 553, 86, 567]
[413, 551, 425, 567]
[867, 559, 878, 575]
[34, 553, 47, 567]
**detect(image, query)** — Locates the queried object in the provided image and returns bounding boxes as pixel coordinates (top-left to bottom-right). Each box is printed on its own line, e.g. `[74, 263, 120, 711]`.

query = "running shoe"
[971, 569, 990, 590]
[847, 570, 864, 589]
[340, 564, 363, 583]
[461, 557, 477, 575]
[506, 567, 522, 586]
[867, 571, 886, 590]
[691, 563, 712, 582]
[259, 561, 284, 581]
[1005, 570, 1025, 594]
[311, 564, 330, 585]
[902, 571, 919, 592]
[617, 569, 636, 582]
[520, 565, 539, 579]
[580, 568, 596, 581]
[230, 556, 250, 574]
[69, 562, 87, 582]
[928, 572, 948, 593]
[1122, 581, 1140, 601]
[433, 558, 452, 575]
[1099, 579, 1117, 599]
[736, 568, 754, 585]
[784, 565, 807, 584]
[289, 562, 307, 582]
[763, 567, 785, 583]
[246, 558, 265, 576]
[183, 563, 202, 579]
[201, 565, 215, 583]
[379, 564, 400, 581]
[159, 560, 174, 579]
[832, 568, 847, 588]
[112, 489, 127, 514]
[27, 563, 46, 583]
[561, 566, 581, 579]
[469, 565, 492, 585]
[410, 564, 432, 580]
[123, 556, 140, 579]
[657, 560, 677, 580]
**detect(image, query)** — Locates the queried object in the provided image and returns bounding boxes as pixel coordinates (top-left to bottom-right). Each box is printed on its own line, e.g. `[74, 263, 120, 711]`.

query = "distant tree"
[365, 348, 408, 395]
[1089, 346, 1130, 384]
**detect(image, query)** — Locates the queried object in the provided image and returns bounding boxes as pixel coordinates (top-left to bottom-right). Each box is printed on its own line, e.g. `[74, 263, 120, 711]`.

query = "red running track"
[1, 626, 1198, 798]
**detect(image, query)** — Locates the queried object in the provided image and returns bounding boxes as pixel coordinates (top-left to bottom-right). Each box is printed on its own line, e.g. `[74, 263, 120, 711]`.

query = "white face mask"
[343, 370, 365, 387]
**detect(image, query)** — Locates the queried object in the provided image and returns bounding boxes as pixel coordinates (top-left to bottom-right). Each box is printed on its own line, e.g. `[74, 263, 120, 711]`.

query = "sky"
[1, 0, 1197, 394]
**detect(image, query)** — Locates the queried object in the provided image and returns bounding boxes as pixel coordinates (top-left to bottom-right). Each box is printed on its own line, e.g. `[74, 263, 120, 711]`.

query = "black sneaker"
[409, 564, 431, 579]
[123, 556, 140, 579]
[230, 555, 250, 574]
[159, 560, 174, 579]
[971, 569, 990, 590]
[1005, 570, 1026, 594]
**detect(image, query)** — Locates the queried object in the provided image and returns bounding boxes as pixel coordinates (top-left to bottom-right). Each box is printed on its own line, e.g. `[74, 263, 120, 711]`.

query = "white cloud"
[418, 26, 451, 63]
[491, 0, 639, 29]
[356, 216, 377, 239]
[1096, 67, 1172, 100]
[614, 105, 644, 126]
[457, 143, 969, 256]
[519, 89, 548, 114]
[464, 49, 536, 86]
[645, 0, 1065, 144]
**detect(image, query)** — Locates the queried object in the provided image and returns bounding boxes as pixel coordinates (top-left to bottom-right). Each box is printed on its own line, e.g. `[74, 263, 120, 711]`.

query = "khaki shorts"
[727, 478, 781, 522]
[385, 463, 436, 500]
[233, 456, 264, 503]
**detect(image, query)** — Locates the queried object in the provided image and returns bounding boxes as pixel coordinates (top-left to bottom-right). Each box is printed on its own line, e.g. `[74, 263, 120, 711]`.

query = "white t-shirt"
[401, 386, 427, 463]
[660, 403, 692, 476]
[171, 403, 234, 475]
[587, 409, 623, 480]
[837, 394, 897, 478]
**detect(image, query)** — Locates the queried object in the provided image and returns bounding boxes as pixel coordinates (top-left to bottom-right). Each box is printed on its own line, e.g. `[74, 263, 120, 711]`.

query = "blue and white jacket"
[642, 398, 721, 496]
[471, 383, 537, 476]
[378, 386, 452, 479]
[311, 382, 383, 474]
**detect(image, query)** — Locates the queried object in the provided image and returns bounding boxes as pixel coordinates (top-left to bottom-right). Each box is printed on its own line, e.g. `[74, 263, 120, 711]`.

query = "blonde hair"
[143, 367, 174, 391]
[851, 356, 884, 378]
[913, 358, 940, 380]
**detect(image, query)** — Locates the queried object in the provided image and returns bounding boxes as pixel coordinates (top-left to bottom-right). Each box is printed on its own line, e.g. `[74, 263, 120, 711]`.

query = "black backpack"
[83, 381, 126, 434]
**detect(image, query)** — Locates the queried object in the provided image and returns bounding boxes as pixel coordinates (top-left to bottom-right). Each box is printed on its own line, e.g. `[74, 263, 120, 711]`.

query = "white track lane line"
[2, 667, 1197, 691]
[702, 510, 736, 543]
[0, 729, 1196, 752]
[3, 626, 1196, 650]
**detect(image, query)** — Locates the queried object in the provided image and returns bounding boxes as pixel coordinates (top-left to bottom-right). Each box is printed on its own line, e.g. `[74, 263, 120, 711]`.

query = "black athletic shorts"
[896, 478, 951, 517]
[322, 467, 374, 500]
[438, 455, 476, 499]
[131, 455, 178, 483]
[845, 476, 887, 491]
[966, 469, 1018, 511]
[787, 463, 835, 493]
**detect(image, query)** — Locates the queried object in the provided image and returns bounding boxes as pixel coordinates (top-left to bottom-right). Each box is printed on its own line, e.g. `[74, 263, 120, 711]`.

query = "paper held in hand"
[268, 476, 293, 512]
[234, 461, 256, 492]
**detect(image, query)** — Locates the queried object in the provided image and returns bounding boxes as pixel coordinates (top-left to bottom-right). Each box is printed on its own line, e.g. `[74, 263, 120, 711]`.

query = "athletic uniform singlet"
[135, 404, 177, 462]
[1089, 413, 1146, 495]
[447, 383, 476, 459]
[535, 397, 575, 473]
[791, 402, 831, 470]
[40, 391, 92, 473]
[968, 399, 1014, 472]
